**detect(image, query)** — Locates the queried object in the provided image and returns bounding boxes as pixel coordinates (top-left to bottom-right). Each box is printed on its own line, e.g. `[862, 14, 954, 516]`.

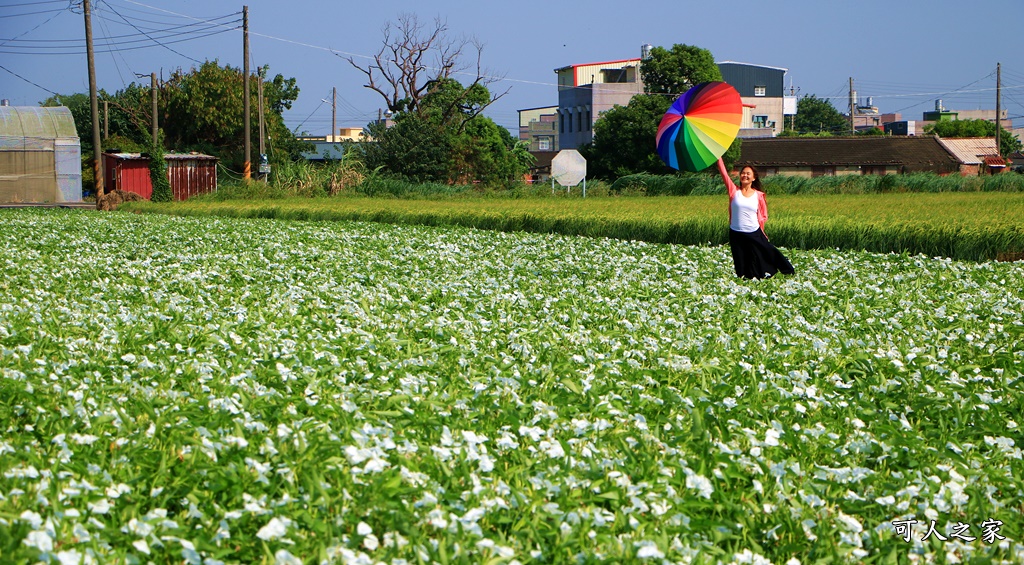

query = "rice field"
[122, 192, 1024, 262]
[1, 208, 1023, 565]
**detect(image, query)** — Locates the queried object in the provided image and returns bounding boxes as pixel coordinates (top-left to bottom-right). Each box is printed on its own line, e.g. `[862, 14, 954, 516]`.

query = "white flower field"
[1, 209, 1022, 564]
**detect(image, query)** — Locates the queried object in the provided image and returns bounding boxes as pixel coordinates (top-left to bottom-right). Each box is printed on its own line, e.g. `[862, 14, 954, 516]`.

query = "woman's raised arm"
[717, 158, 737, 198]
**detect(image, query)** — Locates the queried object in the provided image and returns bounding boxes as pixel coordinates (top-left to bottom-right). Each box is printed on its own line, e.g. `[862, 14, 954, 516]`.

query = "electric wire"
[0, 63, 61, 96]
[102, 0, 203, 64]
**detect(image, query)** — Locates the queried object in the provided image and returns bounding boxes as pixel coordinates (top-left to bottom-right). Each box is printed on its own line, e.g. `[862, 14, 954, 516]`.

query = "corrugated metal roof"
[0, 106, 78, 139]
[104, 151, 217, 161]
[936, 137, 999, 165]
[165, 153, 217, 161]
[738, 136, 961, 173]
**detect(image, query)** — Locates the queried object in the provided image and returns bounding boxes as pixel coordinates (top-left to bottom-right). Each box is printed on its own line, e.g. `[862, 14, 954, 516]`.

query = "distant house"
[737, 136, 960, 177]
[936, 137, 1005, 176]
[519, 106, 559, 152]
[541, 53, 795, 149]
[717, 62, 795, 138]
[298, 127, 370, 161]
[524, 150, 558, 183]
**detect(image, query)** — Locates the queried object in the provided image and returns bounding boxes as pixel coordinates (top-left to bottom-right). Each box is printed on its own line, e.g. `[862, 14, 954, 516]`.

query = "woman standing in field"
[716, 158, 794, 279]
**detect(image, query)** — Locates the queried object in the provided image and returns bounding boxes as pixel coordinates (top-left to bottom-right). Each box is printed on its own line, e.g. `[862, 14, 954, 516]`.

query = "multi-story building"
[554, 56, 644, 150]
[717, 61, 795, 138]
[528, 53, 794, 149]
[518, 106, 559, 152]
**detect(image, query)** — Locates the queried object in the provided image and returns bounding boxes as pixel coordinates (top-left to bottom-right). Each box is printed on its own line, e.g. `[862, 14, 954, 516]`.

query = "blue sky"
[2, 0, 1022, 137]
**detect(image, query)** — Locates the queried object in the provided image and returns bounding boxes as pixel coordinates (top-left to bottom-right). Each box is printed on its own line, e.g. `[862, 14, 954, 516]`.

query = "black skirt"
[729, 228, 795, 279]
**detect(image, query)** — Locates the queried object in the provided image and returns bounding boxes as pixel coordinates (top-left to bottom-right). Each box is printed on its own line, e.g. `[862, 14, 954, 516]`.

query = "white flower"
[541, 439, 565, 458]
[19, 510, 43, 529]
[636, 543, 665, 559]
[275, 550, 303, 565]
[88, 498, 111, 514]
[256, 517, 291, 540]
[23, 529, 54, 552]
[362, 533, 379, 551]
[764, 429, 781, 446]
[133, 539, 151, 554]
[56, 550, 86, 565]
[685, 472, 714, 499]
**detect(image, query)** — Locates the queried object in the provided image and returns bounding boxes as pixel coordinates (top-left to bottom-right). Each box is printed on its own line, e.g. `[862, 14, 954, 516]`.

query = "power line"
[0, 27, 239, 55]
[101, 0, 203, 64]
[0, 63, 60, 96]
[0, 4, 69, 48]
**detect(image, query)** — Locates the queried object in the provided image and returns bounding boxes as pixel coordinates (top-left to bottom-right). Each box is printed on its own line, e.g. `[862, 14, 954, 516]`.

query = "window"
[602, 68, 628, 83]
[811, 166, 836, 178]
[861, 166, 885, 175]
[754, 85, 766, 97]
[538, 136, 552, 151]
[559, 112, 564, 134]
[586, 110, 591, 131]
[752, 115, 769, 128]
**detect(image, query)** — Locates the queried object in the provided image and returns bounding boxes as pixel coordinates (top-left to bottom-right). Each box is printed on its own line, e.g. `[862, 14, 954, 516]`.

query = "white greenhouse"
[0, 106, 82, 203]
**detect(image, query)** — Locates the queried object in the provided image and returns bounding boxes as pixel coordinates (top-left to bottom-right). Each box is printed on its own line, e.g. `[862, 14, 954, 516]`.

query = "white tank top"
[731, 191, 760, 233]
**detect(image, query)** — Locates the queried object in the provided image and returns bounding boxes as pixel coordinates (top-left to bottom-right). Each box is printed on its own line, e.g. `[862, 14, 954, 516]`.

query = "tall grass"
[123, 192, 1024, 262]
[610, 171, 1024, 196]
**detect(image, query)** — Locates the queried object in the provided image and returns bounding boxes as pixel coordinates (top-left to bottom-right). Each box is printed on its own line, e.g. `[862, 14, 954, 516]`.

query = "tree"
[583, 95, 672, 178]
[350, 16, 529, 185]
[161, 60, 304, 172]
[583, 43, 723, 179]
[790, 95, 849, 135]
[360, 77, 531, 184]
[640, 44, 722, 96]
[345, 14, 507, 119]
[925, 118, 1022, 156]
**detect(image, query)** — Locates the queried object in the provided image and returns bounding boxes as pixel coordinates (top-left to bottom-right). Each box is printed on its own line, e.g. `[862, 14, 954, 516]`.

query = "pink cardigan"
[717, 158, 767, 233]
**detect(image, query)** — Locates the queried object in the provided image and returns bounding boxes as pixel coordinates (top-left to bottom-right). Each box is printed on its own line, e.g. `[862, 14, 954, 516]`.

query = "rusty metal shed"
[103, 151, 218, 201]
[0, 106, 82, 203]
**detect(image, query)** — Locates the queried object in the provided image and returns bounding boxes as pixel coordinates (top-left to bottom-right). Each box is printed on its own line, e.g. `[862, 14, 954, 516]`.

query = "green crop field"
[1, 208, 1022, 564]
[123, 192, 1024, 262]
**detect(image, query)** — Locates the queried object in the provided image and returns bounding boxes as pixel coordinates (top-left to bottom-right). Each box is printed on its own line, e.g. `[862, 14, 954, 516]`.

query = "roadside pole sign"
[551, 149, 587, 197]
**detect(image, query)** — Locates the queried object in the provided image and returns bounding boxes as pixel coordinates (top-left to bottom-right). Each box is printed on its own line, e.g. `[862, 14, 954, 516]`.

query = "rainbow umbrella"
[656, 82, 743, 171]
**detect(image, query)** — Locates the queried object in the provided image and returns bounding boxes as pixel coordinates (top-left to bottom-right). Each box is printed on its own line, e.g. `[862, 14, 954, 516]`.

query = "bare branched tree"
[342, 14, 508, 121]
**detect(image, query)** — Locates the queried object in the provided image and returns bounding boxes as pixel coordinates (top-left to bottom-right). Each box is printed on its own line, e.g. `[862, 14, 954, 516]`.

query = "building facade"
[717, 62, 795, 138]
[554, 58, 644, 150]
[529, 56, 794, 149]
[518, 106, 559, 152]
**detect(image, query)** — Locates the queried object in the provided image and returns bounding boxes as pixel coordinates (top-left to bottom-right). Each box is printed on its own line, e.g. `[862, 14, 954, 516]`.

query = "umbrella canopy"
[655, 82, 743, 171]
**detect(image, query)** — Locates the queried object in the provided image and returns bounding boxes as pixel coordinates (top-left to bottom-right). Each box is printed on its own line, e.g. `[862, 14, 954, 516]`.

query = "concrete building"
[518, 106, 559, 152]
[717, 62, 795, 138]
[538, 54, 794, 149]
[554, 56, 644, 150]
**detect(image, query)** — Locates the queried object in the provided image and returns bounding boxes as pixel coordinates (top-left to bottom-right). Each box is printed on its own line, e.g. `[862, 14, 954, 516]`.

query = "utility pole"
[996, 62, 1002, 156]
[258, 67, 266, 182]
[332, 87, 337, 141]
[849, 77, 856, 135]
[151, 72, 158, 144]
[84, 0, 104, 204]
[242, 5, 250, 180]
